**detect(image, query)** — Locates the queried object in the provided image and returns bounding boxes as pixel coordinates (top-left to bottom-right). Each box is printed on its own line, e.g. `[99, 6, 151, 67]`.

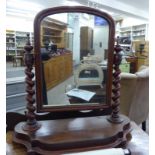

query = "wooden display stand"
[126, 57, 138, 73]
[43, 53, 73, 90]
[132, 40, 149, 69]
[80, 26, 94, 59]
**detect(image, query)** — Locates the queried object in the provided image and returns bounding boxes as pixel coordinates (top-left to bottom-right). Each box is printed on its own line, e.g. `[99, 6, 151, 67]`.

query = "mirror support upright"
[22, 34, 41, 131]
[108, 40, 123, 123]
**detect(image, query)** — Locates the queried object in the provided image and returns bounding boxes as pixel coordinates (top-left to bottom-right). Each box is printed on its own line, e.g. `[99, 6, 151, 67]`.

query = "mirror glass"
[39, 12, 110, 108]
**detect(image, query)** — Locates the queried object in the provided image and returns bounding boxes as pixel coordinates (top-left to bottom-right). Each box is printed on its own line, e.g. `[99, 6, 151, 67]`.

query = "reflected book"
[66, 88, 95, 101]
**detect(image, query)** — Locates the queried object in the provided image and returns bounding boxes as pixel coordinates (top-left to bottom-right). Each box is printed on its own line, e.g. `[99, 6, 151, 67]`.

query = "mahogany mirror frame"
[34, 6, 115, 113]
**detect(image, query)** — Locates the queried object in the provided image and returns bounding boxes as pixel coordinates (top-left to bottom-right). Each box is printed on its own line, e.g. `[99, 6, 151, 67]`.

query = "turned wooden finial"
[108, 37, 123, 123]
[22, 33, 41, 131]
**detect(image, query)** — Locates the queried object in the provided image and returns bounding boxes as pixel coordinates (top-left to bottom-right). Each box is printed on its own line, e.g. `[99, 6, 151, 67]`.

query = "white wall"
[6, 13, 68, 32]
[49, 13, 68, 23]
[120, 17, 149, 40]
[72, 14, 110, 64]
[121, 17, 148, 27]
[72, 14, 80, 65]
[93, 26, 109, 60]
[79, 14, 94, 28]
[72, 13, 95, 65]
[6, 15, 33, 32]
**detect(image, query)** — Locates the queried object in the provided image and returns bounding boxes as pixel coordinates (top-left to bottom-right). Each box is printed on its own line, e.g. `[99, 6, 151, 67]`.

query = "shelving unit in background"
[16, 31, 29, 55]
[119, 26, 132, 38]
[117, 24, 148, 41]
[132, 24, 147, 41]
[115, 23, 149, 72]
[41, 17, 67, 48]
[6, 30, 16, 61]
[6, 30, 33, 62]
[117, 24, 148, 45]
[16, 31, 34, 55]
[115, 23, 148, 55]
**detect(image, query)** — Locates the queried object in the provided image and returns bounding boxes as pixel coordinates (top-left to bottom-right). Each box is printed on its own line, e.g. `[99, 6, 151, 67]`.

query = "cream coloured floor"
[47, 76, 75, 106]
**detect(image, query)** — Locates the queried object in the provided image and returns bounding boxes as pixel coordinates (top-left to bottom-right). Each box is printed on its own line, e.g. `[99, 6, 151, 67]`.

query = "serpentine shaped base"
[13, 115, 131, 155]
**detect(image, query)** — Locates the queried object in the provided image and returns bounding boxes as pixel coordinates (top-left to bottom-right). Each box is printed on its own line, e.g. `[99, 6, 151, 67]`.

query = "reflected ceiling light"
[100, 8, 115, 16]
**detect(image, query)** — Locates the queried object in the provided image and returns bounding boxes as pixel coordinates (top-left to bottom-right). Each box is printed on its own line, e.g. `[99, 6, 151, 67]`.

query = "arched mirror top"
[34, 6, 115, 112]
[34, 6, 115, 27]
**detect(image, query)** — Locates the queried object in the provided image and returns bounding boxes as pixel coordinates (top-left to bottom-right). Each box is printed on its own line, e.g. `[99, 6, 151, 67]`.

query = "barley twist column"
[22, 34, 41, 131]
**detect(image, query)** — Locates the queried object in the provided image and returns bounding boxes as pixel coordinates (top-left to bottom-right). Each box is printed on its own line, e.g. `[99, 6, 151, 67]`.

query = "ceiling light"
[6, 0, 43, 12]
[64, 0, 83, 6]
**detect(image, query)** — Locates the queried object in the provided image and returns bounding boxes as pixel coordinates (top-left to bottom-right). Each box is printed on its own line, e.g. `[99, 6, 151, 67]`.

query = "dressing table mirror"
[10, 6, 131, 155]
[35, 9, 113, 112]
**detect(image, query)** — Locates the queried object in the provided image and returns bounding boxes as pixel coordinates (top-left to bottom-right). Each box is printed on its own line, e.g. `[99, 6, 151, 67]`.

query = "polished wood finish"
[6, 109, 112, 132]
[13, 115, 130, 155]
[7, 122, 149, 155]
[43, 53, 73, 90]
[126, 56, 138, 73]
[22, 34, 41, 131]
[137, 57, 147, 70]
[34, 6, 115, 112]
[108, 42, 123, 123]
[80, 26, 94, 59]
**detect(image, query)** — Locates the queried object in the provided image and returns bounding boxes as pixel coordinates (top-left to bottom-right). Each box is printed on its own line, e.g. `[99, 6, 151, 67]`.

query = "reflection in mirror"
[40, 13, 109, 107]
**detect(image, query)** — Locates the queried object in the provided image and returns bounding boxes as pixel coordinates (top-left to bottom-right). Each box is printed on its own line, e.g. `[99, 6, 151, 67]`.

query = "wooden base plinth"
[13, 115, 131, 155]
